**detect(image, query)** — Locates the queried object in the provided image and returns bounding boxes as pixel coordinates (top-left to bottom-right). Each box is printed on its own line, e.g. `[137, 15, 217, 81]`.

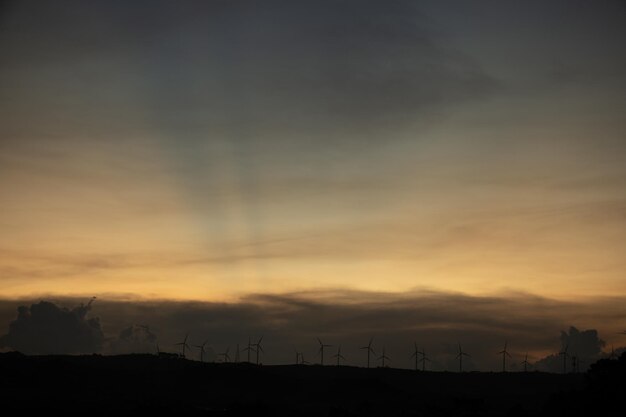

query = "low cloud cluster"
[534, 326, 606, 372]
[107, 324, 158, 355]
[1, 291, 624, 371]
[0, 298, 103, 354]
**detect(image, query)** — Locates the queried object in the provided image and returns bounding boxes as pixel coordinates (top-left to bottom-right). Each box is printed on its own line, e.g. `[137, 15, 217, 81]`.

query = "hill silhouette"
[3, 352, 624, 416]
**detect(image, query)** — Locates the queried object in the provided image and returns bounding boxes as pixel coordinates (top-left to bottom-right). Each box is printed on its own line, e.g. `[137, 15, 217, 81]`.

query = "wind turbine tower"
[418, 347, 430, 371]
[457, 343, 470, 372]
[378, 347, 390, 367]
[317, 338, 333, 366]
[219, 346, 231, 363]
[194, 339, 208, 362]
[521, 353, 530, 372]
[333, 346, 346, 366]
[175, 334, 191, 359]
[360, 337, 376, 368]
[410, 342, 420, 371]
[499, 341, 512, 372]
[242, 337, 254, 363]
[559, 344, 569, 374]
[252, 336, 264, 365]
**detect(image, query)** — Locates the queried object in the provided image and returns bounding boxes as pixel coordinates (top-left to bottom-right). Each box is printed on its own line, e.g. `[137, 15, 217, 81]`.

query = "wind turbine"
[317, 338, 332, 366]
[521, 353, 530, 372]
[456, 343, 470, 372]
[573, 354, 583, 373]
[360, 337, 376, 368]
[252, 336, 264, 365]
[559, 344, 569, 374]
[219, 346, 231, 363]
[242, 337, 254, 363]
[194, 339, 208, 362]
[175, 333, 191, 358]
[609, 344, 617, 360]
[333, 346, 346, 366]
[234, 343, 240, 363]
[410, 342, 420, 371]
[418, 347, 430, 371]
[498, 341, 512, 372]
[378, 347, 390, 367]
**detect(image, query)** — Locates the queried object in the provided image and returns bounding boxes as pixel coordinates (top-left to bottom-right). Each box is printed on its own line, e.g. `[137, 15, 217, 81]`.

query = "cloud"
[107, 324, 158, 355]
[0, 0, 498, 143]
[0, 298, 104, 354]
[534, 326, 606, 372]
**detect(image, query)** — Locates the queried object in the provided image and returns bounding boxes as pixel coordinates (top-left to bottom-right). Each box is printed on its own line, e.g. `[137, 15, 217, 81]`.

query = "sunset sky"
[1, 1, 625, 366]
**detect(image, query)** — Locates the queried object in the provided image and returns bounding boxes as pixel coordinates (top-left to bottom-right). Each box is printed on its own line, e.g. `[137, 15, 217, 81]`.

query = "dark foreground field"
[0, 352, 624, 417]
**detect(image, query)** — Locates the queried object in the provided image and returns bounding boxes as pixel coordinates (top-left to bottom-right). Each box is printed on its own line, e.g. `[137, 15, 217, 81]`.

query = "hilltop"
[4, 352, 624, 416]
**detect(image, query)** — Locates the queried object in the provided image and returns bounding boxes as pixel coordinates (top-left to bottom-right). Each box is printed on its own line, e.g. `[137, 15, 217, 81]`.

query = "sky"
[1, 1, 625, 366]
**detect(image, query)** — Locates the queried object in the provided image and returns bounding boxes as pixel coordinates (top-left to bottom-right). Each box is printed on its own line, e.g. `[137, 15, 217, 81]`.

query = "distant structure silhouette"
[252, 336, 264, 365]
[418, 347, 430, 371]
[456, 343, 470, 372]
[377, 347, 390, 367]
[194, 339, 209, 362]
[559, 344, 569, 374]
[234, 343, 240, 363]
[294, 349, 301, 365]
[242, 337, 254, 363]
[333, 346, 346, 366]
[156, 343, 178, 359]
[498, 341, 512, 372]
[360, 337, 376, 368]
[175, 334, 190, 359]
[317, 338, 332, 366]
[521, 353, 530, 372]
[573, 355, 583, 373]
[219, 346, 231, 363]
[609, 345, 617, 360]
[410, 342, 420, 371]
